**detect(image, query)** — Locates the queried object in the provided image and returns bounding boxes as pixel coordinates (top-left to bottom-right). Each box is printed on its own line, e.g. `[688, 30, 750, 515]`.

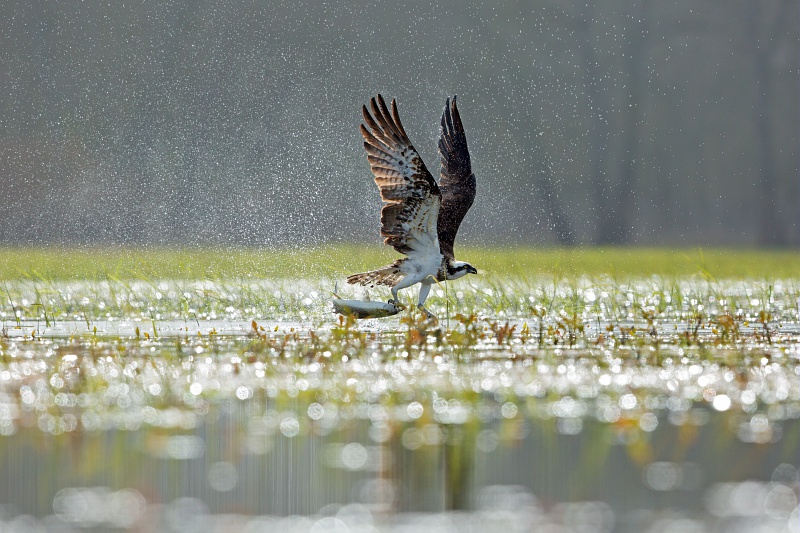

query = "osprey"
[347, 94, 478, 319]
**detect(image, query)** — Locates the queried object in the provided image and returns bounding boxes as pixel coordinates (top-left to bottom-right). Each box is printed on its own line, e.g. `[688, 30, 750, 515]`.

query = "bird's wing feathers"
[361, 95, 441, 256]
[437, 95, 476, 260]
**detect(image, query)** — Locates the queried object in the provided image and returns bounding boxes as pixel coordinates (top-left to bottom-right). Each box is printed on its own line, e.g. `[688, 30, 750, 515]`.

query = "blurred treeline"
[1, 0, 797, 247]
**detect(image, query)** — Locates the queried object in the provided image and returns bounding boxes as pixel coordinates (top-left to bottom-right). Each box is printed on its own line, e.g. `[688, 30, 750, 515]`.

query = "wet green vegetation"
[1, 245, 799, 280]
[1, 247, 799, 531]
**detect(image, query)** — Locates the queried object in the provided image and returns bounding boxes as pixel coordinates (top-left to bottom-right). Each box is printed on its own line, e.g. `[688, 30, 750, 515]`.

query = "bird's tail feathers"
[347, 260, 405, 287]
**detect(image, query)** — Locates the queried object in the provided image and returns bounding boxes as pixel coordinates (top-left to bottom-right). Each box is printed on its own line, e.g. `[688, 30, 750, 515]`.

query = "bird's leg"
[416, 283, 437, 321]
[389, 285, 406, 311]
[388, 276, 418, 311]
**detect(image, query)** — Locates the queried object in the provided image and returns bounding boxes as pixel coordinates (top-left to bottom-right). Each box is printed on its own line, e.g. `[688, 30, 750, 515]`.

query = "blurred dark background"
[1, 0, 797, 247]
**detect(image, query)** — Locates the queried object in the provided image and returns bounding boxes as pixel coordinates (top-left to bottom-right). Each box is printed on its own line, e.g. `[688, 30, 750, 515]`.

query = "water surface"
[1, 277, 799, 532]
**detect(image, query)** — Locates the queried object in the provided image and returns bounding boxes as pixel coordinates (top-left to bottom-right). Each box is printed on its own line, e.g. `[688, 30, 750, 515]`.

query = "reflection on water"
[1, 340, 798, 531]
[0, 415, 797, 531]
[0, 277, 799, 531]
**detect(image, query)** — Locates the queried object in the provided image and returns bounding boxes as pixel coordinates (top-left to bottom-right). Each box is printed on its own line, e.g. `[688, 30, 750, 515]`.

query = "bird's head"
[447, 260, 478, 280]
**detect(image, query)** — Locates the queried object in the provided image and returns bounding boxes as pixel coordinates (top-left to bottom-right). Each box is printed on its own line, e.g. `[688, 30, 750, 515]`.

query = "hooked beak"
[467, 266, 478, 275]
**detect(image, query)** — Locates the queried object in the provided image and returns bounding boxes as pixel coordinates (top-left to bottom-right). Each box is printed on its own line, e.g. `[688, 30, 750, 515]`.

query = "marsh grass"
[1, 246, 799, 450]
[1, 248, 799, 530]
[0, 255, 799, 532]
[1, 245, 799, 281]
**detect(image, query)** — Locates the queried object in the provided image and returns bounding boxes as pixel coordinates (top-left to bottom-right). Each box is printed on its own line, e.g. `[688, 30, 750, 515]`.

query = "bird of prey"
[347, 94, 478, 319]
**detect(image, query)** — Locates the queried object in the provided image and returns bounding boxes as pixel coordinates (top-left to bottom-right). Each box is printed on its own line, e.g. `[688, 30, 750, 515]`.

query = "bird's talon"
[417, 305, 438, 323]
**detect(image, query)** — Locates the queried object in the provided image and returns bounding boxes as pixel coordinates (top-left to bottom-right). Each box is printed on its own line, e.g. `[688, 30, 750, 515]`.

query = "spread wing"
[361, 95, 441, 256]
[437, 95, 476, 260]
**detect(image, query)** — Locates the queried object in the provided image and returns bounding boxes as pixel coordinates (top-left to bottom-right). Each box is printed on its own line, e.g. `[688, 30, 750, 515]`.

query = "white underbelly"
[401, 253, 442, 282]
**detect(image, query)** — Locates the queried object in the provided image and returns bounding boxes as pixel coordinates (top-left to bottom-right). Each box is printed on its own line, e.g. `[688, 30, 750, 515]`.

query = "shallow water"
[1, 277, 799, 531]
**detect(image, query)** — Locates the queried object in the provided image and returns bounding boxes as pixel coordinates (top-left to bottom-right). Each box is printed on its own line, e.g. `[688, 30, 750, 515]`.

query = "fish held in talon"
[339, 94, 479, 320]
[331, 299, 401, 319]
